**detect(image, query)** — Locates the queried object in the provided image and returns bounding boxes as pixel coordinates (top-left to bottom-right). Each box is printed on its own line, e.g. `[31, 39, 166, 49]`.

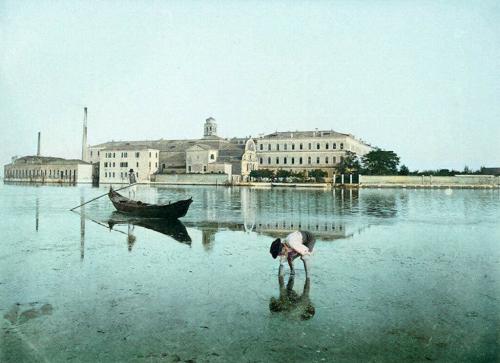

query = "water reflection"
[80, 196, 85, 260]
[269, 269, 315, 321]
[107, 213, 192, 245]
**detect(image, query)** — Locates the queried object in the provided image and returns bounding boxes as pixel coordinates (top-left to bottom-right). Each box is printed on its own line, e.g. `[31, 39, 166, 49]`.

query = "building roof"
[102, 144, 158, 151]
[9, 156, 90, 166]
[261, 130, 349, 139]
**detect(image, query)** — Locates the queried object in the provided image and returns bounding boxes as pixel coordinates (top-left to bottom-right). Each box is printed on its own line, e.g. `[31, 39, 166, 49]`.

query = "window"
[284, 144, 287, 150]
[112, 162, 115, 167]
[292, 144, 295, 150]
[276, 144, 280, 151]
[308, 157, 311, 164]
[276, 157, 279, 164]
[203, 166, 207, 172]
[326, 143, 329, 150]
[333, 143, 337, 149]
[284, 157, 287, 164]
[210, 154, 215, 160]
[90, 151, 93, 157]
[260, 144, 263, 151]
[188, 166, 192, 172]
[316, 157, 320, 164]
[97, 151, 100, 156]
[113, 172, 115, 177]
[136, 152, 140, 157]
[104, 162, 107, 167]
[299, 157, 303, 164]
[333, 156, 336, 164]
[291, 157, 295, 165]
[155, 162, 158, 167]
[268, 144, 271, 151]
[149, 162, 151, 167]
[136, 162, 139, 167]
[149, 152, 151, 157]
[268, 157, 271, 164]
[113, 153, 115, 158]
[325, 157, 329, 164]
[156, 153, 158, 157]
[162, 163, 165, 170]
[300, 143, 303, 150]
[105, 172, 107, 177]
[308, 143, 312, 150]
[340, 143, 344, 150]
[260, 157, 263, 164]
[120, 162, 128, 167]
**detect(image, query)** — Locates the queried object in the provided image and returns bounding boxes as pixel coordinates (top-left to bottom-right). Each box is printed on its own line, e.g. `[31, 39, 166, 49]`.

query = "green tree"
[308, 169, 327, 182]
[338, 151, 361, 174]
[361, 149, 400, 175]
[276, 169, 292, 180]
[398, 164, 410, 175]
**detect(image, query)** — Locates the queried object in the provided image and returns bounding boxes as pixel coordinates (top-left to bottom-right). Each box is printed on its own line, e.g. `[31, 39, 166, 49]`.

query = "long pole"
[70, 183, 136, 211]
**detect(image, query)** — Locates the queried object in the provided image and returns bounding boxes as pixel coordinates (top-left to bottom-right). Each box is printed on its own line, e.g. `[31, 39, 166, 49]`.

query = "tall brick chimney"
[37, 131, 41, 156]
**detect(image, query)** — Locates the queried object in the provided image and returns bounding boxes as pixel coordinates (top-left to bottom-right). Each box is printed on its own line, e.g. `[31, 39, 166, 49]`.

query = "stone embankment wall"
[153, 173, 230, 185]
[359, 175, 500, 188]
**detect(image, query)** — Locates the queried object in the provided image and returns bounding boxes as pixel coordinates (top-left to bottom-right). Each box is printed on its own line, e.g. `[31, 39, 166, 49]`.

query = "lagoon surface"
[0, 184, 498, 362]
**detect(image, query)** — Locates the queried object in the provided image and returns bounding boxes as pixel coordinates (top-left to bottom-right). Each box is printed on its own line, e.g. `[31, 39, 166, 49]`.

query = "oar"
[70, 183, 137, 211]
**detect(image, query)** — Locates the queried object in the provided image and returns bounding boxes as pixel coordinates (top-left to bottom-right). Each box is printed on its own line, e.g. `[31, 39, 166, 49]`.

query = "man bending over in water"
[269, 231, 315, 277]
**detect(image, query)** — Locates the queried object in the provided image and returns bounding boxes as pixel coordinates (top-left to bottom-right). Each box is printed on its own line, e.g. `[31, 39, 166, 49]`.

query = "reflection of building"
[255, 130, 373, 177]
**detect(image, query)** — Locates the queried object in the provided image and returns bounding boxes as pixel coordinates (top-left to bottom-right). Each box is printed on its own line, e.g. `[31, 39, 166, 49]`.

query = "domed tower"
[203, 117, 218, 138]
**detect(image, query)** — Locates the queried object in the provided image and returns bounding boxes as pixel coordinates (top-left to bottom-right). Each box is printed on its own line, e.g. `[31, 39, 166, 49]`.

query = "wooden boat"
[108, 187, 192, 219]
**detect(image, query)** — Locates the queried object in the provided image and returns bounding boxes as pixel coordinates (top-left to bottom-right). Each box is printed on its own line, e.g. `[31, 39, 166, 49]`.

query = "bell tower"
[203, 117, 217, 138]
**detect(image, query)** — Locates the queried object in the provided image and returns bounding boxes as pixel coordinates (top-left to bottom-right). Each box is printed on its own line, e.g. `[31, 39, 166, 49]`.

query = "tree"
[276, 169, 292, 180]
[338, 151, 361, 174]
[361, 149, 400, 175]
[308, 169, 327, 182]
[399, 164, 410, 175]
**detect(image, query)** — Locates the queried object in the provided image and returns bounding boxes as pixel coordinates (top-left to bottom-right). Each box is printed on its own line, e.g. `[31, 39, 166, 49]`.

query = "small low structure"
[3, 156, 92, 184]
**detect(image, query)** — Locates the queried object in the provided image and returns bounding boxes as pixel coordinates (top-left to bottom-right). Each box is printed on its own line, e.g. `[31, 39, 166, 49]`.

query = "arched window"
[276, 144, 280, 151]
[259, 157, 263, 164]
[299, 143, 303, 150]
[325, 157, 329, 164]
[284, 144, 287, 150]
[340, 143, 344, 150]
[316, 157, 320, 164]
[308, 157, 311, 164]
[260, 144, 263, 151]
[333, 143, 337, 149]
[317, 143, 320, 150]
[284, 157, 287, 164]
[268, 144, 271, 151]
[291, 157, 295, 164]
[326, 143, 329, 150]
[292, 144, 295, 150]
[268, 157, 271, 164]
[276, 157, 279, 164]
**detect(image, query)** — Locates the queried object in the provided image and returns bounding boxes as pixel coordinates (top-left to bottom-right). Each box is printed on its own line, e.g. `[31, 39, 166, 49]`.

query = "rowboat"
[108, 187, 192, 219]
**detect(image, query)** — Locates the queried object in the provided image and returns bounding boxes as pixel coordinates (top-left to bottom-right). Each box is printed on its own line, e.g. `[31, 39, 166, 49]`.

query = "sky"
[1, 0, 499, 171]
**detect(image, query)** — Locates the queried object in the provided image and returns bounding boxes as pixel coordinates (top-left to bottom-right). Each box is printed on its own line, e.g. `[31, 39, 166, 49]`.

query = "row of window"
[103, 162, 158, 168]
[258, 155, 342, 165]
[7, 169, 77, 178]
[104, 171, 139, 178]
[258, 142, 344, 151]
[104, 151, 158, 158]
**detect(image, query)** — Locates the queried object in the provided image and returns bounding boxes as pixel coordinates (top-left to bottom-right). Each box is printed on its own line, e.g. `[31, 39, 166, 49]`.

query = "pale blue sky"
[1, 0, 499, 171]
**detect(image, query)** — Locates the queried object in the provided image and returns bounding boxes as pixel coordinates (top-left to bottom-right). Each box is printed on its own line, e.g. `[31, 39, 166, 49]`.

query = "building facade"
[255, 130, 373, 177]
[98, 145, 159, 184]
[3, 156, 92, 184]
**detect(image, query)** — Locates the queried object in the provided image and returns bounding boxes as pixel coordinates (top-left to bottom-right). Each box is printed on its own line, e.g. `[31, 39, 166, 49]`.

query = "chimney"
[82, 107, 88, 161]
[37, 132, 41, 156]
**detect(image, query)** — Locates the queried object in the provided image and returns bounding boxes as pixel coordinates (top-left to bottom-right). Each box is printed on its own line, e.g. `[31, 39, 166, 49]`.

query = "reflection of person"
[269, 269, 315, 320]
[127, 223, 136, 252]
[269, 231, 315, 277]
[128, 169, 137, 199]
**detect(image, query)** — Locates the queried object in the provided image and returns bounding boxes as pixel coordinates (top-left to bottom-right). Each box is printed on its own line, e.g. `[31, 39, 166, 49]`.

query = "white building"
[3, 156, 92, 184]
[99, 145, 159, 184]
[255, 130, 373, 178]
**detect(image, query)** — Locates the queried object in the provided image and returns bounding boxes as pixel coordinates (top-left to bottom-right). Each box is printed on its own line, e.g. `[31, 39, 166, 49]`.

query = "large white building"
[4, 156, 93, 184]
[98, 145, 159, 184]
[255, 130, 373, 177]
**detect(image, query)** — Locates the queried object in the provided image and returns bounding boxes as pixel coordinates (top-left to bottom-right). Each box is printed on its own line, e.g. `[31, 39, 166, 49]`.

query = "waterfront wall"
[359, 175, 500, 187]
[153, 173, 230, 185]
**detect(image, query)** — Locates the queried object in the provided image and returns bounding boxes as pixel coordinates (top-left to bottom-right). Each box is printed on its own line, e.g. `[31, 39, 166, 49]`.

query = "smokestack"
[82, 107, 88, 161]
[37, 131, 41, 156]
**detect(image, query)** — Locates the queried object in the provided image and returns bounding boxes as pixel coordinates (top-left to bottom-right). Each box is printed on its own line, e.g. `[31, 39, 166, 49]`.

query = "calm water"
[0, 184, 498, 362]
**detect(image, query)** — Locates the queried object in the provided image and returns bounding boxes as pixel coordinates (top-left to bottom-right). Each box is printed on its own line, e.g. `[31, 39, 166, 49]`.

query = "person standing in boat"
[128, 169, 137, 199]
[269, 231, 315, 278]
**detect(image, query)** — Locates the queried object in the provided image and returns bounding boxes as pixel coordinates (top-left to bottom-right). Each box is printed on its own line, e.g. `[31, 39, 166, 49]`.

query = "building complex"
[3, 109, 374, 184]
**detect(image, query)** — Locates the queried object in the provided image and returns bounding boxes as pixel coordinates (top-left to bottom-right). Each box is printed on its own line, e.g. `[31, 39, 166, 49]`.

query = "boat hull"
[108, 188, 192, 219]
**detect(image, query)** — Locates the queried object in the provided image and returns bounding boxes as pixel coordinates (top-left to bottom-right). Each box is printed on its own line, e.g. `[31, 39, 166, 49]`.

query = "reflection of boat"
[107, 213, 192, 244]
[108, 187, 192, 218]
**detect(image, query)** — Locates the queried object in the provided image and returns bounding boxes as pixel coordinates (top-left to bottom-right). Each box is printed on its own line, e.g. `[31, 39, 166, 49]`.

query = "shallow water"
[0, 184, 498, 362]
